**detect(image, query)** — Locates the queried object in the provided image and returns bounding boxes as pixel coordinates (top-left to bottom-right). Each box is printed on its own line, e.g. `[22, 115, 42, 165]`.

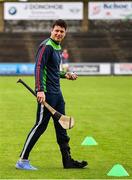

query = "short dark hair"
[52, 19, 67, 30]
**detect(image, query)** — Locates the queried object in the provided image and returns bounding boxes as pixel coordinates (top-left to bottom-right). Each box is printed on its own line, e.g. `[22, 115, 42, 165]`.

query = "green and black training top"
[35, 38, 66, 94]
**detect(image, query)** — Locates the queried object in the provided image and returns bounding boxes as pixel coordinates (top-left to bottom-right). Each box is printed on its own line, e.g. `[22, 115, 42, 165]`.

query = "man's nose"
[57, 31, 62, 35]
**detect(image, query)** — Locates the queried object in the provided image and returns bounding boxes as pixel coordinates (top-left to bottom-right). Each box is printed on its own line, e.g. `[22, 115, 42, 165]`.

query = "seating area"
[0, 30, 132, 63]
[65, 31, 132, 62]
[0, 33, 49, 62]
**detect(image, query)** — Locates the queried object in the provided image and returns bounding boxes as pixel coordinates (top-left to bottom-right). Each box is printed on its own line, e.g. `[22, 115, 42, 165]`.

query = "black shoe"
[63, 158, 88, 169]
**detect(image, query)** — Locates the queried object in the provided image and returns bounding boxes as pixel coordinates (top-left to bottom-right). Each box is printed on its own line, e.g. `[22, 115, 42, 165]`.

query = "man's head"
[50, 19, 67, 43]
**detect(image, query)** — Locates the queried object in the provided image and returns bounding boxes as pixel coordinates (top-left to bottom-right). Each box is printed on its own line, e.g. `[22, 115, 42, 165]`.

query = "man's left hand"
[65, 72, 78, 80]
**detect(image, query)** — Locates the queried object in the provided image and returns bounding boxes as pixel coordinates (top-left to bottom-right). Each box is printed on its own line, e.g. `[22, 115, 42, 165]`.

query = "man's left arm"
[60, 71, 78, 80]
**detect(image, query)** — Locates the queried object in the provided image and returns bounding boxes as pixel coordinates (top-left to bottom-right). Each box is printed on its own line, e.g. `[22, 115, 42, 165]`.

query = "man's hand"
[37, 91, 45, 103]
[65, 72, 78, 80]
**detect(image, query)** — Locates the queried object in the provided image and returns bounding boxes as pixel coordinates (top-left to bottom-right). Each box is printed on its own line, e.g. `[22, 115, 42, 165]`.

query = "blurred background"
[0, 0, 132, 75]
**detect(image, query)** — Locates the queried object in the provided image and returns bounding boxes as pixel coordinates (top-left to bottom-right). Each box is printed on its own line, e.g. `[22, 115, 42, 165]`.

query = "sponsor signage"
[1, 63, 132, 76]
[0, 63, 34, 75]
[69, 63, 111, 75]
[89, 2, 132, 20]
[0, 63, 111, 75]
[4, 2, 83, 20]
[114, 63, 132, 75]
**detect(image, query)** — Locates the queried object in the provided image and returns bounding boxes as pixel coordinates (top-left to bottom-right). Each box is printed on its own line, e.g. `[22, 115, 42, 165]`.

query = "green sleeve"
[59, 71, 66, 78]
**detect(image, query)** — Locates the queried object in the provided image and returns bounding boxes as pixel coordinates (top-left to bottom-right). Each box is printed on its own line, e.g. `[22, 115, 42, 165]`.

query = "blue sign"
[0, 63, 35, 75]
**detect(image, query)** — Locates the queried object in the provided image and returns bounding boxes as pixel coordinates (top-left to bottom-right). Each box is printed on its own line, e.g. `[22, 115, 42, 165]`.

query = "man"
[16, 19, 88, 170]
[61, 48, 69, 72]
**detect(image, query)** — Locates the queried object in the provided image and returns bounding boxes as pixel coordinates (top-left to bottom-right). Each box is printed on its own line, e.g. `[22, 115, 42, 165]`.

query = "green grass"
[0, 76, 132, 179]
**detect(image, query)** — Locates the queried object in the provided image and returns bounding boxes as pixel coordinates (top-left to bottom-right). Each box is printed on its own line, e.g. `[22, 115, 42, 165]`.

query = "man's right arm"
[37, 91, 45, 103]
[35, 45, 52, 103]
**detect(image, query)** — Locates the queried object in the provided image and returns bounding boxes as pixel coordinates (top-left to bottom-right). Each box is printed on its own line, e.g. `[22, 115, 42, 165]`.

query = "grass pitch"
[0, 76, 132, 179]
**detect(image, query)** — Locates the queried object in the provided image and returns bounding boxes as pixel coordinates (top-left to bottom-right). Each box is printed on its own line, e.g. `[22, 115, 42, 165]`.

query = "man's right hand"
[37, 91, 45, 103]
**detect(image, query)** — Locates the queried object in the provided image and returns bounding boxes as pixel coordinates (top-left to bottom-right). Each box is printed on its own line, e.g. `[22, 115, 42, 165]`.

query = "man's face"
[50, 25, 66, 43]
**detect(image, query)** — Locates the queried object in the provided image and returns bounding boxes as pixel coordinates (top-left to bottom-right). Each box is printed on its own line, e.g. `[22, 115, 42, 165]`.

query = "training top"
[35, 38, 66, 94]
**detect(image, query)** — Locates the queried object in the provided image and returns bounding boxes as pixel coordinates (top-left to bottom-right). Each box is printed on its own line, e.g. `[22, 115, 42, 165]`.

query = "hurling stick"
[17, 79, 74, 130]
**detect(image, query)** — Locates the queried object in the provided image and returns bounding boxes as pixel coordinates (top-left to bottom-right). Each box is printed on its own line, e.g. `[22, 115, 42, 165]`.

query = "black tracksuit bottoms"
[20, 91, 70, 159]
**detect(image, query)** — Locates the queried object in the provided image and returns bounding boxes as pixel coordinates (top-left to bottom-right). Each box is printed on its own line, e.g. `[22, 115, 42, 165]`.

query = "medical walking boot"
[63, 157, 88, 169]
[60, 143, 88, 169]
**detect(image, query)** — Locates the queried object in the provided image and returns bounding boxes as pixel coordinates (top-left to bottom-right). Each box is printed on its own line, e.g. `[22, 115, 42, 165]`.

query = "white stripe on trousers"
[21, 104, 44, 159]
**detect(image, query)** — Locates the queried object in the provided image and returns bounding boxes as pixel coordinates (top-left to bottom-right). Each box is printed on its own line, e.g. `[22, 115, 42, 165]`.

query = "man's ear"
[64, 30, 67, 36]
[50, 28, 53, 38]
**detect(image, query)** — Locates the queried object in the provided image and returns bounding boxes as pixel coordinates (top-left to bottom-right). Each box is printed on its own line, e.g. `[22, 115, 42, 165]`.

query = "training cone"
[81, 136, 98, 146]
[107, 164, 129, 177]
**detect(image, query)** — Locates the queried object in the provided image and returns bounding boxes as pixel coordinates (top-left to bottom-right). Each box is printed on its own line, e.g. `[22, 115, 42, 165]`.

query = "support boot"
[60, 143, 88, 169]
[63, 157, 88, 169]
